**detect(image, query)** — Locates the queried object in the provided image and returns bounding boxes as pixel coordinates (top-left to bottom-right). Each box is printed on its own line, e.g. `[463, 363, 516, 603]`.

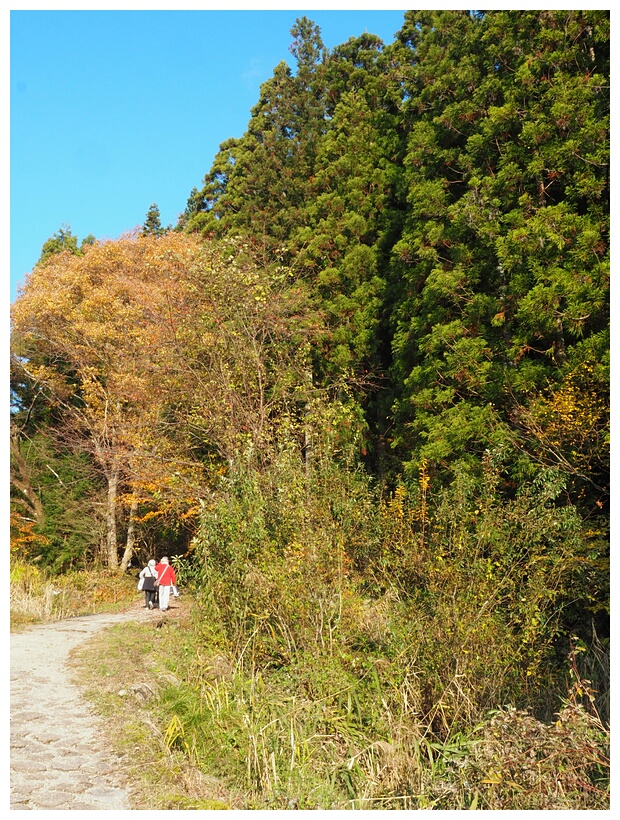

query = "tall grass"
[153, 446, 609, 809]
[155, 630, 608, 809]
[10, 559, 137, 627]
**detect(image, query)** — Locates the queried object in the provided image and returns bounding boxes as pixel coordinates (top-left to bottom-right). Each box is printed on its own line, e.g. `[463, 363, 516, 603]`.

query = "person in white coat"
[139, 559, 158, 609]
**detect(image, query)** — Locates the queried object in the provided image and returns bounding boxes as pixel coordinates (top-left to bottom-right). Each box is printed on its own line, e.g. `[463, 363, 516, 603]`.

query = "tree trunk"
[105, 466, 119, 570]
[9, 430, 45, 526]
[554, 316, 567, 365]
[119, 496, 138, 573]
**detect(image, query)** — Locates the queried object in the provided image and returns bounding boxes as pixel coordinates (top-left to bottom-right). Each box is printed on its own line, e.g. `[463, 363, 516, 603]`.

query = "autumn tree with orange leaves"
[12, 233, 191, 568]
[11, 232, 314, 570]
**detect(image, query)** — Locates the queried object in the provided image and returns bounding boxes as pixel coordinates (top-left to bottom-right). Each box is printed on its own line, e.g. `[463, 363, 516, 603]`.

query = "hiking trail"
[10, 604, 158, 810]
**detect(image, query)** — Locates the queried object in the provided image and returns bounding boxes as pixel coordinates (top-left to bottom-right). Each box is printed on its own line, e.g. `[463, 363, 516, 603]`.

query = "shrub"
[459, 703, 609, 810]
[180, 442, 608, 808]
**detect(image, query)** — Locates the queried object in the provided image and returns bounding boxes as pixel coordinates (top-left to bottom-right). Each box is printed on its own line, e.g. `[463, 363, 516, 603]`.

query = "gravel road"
[10, 608, 150, 810]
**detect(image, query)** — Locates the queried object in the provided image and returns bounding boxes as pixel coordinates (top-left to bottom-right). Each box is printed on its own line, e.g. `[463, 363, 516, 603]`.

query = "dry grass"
[460, 704, 610, 810]
[10, 560, 138, 629]
[65, 596, 610, 811]
[68, 599, 237, 810]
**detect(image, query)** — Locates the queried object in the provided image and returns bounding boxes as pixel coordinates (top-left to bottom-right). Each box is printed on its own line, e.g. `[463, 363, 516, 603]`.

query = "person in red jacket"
[155, 556, 177, 611]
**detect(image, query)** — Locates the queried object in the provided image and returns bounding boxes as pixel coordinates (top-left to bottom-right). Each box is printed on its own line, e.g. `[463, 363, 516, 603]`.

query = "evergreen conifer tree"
[142, 202, 165, 236]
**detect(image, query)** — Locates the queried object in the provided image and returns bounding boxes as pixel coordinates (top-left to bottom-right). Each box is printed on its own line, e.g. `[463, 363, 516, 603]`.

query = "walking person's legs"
[158, 585, 171, 611]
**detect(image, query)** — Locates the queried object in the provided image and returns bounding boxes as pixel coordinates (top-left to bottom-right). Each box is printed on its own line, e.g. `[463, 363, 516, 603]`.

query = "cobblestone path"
[10, 610, 145, 810]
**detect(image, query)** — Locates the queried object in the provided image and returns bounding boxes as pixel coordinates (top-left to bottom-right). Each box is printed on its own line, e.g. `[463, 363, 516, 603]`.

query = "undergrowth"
[10, 559, 137, 628]
[42, 444, 612, 809]
[70, 598, 609, 810]
[166, 447, 608, 809]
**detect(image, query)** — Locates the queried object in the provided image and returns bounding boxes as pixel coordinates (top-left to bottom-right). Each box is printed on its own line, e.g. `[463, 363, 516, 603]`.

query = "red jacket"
[155, 562, 177, 586]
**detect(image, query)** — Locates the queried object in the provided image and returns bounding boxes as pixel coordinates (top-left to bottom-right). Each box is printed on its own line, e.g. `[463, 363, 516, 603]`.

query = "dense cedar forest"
[11, 11, 609, 809]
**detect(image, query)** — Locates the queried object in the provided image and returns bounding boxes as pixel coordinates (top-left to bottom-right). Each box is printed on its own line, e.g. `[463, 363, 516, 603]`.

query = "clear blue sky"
[10, 8, 410, 301]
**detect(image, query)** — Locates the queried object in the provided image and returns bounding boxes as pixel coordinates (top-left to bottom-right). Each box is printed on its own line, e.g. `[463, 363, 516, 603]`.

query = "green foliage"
[185, 17, 328, 254]
[142, 202, 166, 236]
[191, 427, 378, 664]
[10, 431, 104, 569]
[182, 10, 609, 516]
[388, 10, 609, 494]
[37, 224, 95, 265]
[409, 466, 597, 721]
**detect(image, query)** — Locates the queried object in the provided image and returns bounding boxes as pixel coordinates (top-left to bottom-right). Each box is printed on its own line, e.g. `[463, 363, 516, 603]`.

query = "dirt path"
[10, 605, 155, 810]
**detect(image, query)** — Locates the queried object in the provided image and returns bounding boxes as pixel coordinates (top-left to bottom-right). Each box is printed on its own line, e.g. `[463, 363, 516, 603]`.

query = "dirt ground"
[10, 601, 174, 810]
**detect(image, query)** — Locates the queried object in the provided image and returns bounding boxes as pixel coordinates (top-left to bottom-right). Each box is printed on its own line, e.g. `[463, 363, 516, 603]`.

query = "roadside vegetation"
[67, 447, 609, 810]
[68, 573, 608, 809]
[10, 560, 137, 629]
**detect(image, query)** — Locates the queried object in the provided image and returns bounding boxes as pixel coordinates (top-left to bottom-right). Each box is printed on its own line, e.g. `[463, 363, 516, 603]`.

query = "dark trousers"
[144, 589, 157, 608]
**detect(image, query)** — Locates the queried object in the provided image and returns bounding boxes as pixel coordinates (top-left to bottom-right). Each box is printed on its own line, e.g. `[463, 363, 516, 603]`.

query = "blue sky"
[10, 7, 410, 302]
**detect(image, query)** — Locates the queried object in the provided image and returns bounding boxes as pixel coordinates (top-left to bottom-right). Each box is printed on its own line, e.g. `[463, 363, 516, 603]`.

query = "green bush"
[171, 444, 609, 808]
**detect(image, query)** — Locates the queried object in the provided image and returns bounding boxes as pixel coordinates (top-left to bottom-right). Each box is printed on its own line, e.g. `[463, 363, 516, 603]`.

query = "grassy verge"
[10, 560, 139, 630]
[68, 595, 610, 810]
[69, 599, 235, 810]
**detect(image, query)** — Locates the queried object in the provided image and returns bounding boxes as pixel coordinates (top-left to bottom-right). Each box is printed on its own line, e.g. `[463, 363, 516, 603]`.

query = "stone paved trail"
[10, 607, 153, 810]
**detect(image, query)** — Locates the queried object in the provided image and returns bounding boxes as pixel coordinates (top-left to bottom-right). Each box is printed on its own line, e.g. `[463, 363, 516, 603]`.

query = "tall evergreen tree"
[289, 33, 405, 469]
[387, 10, 609, 487]
[37, 225, 95, 266]
[184, 18, 329, 261]
[142, 202, 166, 236]
[180, 10, 609, 517]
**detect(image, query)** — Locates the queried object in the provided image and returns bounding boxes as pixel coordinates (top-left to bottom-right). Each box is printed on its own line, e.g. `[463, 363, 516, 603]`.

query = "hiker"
[154, 556, 177, 611]
[138, 559, 158, 610]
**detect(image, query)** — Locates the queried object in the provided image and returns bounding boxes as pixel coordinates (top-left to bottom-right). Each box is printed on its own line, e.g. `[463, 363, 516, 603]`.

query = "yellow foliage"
[10, 513, 49, 555]
[518, 361, 608, 482]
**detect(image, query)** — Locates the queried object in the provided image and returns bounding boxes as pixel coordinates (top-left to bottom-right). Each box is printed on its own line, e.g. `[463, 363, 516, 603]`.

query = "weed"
[10, 560, 137, 628]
